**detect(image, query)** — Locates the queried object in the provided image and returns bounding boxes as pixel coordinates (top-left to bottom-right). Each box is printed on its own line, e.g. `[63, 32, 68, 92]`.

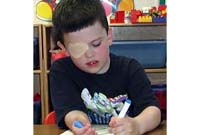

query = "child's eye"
[92, 41, 101, 47]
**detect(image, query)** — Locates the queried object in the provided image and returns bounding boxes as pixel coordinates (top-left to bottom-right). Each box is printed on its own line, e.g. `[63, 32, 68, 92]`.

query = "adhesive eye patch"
[68, 42, 89, 58]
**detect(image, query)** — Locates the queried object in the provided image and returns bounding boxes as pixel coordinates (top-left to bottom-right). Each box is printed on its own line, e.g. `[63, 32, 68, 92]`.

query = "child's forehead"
[63, 21, 107, 43]
[65, 34, 101, 42]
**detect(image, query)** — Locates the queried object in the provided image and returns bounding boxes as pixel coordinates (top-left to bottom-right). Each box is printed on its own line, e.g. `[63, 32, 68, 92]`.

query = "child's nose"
[85, 48, 95, 58]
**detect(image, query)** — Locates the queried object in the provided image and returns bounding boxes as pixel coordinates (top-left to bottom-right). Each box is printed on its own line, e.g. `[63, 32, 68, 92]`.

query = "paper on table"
[60, 124, 113, 135]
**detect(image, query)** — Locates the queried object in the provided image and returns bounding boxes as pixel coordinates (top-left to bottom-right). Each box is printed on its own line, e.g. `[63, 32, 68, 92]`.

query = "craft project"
[60, 124, 113, 135]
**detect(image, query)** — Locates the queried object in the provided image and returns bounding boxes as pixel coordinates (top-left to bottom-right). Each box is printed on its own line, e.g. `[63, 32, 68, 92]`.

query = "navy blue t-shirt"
[49, 53, 160, 129]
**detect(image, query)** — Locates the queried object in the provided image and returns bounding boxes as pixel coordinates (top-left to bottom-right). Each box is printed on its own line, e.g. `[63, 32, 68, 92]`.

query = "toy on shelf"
[35, 0, 60, 22]
[50, 49, 69, 63]
[108, 0, 134, 24]
[117, 0, 134, 12]
[152, 16, 166, 23]
[130, 5, 167, 24]
[138, 15, 152, 23]
[108, 0, 167, 24]
[35, 1, 52, 21]
[109, 10, 125, 23]
[130, 9, 142, 23]
[150, 5, 167, 23]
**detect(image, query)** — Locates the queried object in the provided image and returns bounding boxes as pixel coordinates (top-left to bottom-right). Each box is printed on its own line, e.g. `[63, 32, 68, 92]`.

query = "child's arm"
[64, 110, 97, 135]
[133, 106, 161, 134]
[109, 106, 161, 135]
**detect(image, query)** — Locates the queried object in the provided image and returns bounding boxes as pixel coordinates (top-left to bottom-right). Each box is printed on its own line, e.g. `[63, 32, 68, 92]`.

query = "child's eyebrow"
[89, 37, 102, 44]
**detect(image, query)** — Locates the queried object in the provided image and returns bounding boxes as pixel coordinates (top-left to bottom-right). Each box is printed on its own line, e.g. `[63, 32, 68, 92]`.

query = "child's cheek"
[97, 43, 109, 56]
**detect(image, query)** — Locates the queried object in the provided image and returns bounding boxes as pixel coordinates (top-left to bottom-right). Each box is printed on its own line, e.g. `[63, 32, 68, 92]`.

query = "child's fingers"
[109, 116, 117, 127]
[72, 123, 90, 135]
[84, 127, 97, 135]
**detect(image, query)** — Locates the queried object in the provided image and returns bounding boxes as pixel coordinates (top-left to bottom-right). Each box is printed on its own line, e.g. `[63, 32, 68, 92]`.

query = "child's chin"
[85, 68, 100, 74]
[87, 70, 99, 74]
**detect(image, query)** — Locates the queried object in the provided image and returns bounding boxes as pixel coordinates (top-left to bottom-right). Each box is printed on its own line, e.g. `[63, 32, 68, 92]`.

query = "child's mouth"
[86, 60, 98, 66]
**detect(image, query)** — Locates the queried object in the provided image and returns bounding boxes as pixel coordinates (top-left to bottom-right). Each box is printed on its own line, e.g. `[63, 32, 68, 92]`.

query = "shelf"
[34, 24, 41, 27]
[34, 70, 42, 74]
[33, 24, 46, 123]
[42, 23, 53, 27]
[109, 22, 166, 27]
[145, 68, 166, 73]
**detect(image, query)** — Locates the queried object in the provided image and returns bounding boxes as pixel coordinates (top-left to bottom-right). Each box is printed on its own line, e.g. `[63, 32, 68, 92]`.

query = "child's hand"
[72, 122, 97, 135]
[109, 116, 140, 135]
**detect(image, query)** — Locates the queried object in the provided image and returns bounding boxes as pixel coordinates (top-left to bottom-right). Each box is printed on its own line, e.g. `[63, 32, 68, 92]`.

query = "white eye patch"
[68, 42, 89, 58]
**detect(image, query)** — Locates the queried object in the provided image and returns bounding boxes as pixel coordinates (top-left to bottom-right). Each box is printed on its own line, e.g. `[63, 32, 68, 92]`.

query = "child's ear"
[107, 27, 113, 46]
[57, 41, 70, 56]
[57, 41, 66, 51]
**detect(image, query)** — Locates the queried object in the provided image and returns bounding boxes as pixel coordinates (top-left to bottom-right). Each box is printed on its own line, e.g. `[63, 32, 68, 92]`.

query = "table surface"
[34, 120, 166, 135]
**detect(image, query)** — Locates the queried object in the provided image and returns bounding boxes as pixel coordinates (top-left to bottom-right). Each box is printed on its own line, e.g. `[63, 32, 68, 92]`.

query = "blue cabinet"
[110, 40, 166, 68]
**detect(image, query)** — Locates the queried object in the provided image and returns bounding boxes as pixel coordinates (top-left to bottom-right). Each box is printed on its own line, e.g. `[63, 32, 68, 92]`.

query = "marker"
[74, 120, 84, 128]
[118, 99, 131, 118]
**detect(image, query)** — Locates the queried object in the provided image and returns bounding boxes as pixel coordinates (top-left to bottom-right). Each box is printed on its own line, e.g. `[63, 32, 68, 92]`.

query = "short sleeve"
[127, 60, 160, 116]
[49, 60, 87, 129]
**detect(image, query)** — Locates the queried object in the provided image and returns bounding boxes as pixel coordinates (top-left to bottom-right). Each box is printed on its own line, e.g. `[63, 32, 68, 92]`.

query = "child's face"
[62, 21, 112, 74]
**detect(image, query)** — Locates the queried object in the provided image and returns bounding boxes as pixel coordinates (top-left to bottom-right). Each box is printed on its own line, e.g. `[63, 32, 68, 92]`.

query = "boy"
[50, 0, 161, 135]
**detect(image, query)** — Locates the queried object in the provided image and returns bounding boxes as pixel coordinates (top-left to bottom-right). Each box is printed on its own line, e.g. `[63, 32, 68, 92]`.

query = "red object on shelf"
[51, 50, 69, 63]
[110, 18, 116, 23]
[130, 9, 142, 23]
[44, 111, 56, 124]
[130, 15, 137, 23]
[154, 91, 166, 110]
[115, 11, 125, 23]
[155, 90, 166, 120]
[130, 10, 138, 23]
[34, 92, 41, 102]
[158, 5, 167, 11]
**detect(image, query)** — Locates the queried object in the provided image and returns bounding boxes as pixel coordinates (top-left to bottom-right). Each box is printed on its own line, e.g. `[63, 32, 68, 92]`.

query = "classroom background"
[33, 0, 167, 125]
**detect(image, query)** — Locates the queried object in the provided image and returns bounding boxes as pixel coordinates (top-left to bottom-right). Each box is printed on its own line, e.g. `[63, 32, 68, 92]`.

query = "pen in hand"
[118, 99, 131, 118]
[73, 100, 131, 134]
[109, 99, 131, 135]
[74, 120, 84, 128]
